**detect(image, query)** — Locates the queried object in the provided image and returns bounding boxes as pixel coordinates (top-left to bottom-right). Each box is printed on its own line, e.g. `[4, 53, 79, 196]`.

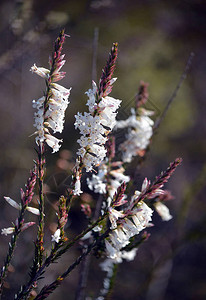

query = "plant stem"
[34, 229, 110, 300]
[75, 194, 104, 300]
[37, 143, 45, 266]
[15, 212, 107, 300]
[0, 215, 24, 297]
[153, 52, 194, 132]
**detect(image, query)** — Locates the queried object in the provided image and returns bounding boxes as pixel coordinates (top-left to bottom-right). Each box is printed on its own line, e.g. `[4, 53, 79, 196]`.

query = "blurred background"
[0, 0, 206, 299]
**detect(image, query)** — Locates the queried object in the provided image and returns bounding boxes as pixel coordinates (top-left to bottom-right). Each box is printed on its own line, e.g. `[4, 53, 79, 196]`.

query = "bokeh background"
[0, 0, 206, 299]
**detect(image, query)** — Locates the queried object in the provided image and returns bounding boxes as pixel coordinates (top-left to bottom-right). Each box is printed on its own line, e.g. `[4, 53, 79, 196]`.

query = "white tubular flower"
[105, 240, 118, 260]
[154, 202, 173, 221]
[73, 176, 83, 196]
[45, 134, 63, 154]
[108, 207, 125, 229]
[51, 228, 61, 243]
[30, 64, 50, 79]
[115, 108, 154, 163]
[1, 227, 15, 236]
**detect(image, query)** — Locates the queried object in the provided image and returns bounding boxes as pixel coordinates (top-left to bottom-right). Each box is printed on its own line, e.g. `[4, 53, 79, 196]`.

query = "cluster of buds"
[31, 29, 71, 153]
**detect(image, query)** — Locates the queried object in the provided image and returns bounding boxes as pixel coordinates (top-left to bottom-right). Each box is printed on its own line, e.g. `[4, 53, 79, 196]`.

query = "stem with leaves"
[15, 211, 108, 300]
[0, 170, 37, 297]
[34, 229, 110, 300]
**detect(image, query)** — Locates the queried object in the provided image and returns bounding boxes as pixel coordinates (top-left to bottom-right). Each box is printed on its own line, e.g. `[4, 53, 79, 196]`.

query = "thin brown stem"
[153, 52, 194, 132]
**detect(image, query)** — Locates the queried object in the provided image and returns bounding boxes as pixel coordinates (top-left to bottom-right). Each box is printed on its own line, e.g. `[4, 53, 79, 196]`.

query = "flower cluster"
[75, 82, 121, 172]
[105, 199, 153, 259]
[104, 158, 182, 260]
[115, 107, 154, 162]
[87, 160, 129, 208]
[31, 30, 71, 153]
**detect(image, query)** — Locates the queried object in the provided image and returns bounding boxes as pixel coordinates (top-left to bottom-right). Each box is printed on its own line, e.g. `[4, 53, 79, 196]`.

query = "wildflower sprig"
[98, 42, 118, 99]
[104, 158, 182, 260]
[27, 29, 70, 295]
[73, 43, 121, 195]
[0, 29, 186, 300]
[31, 29, 71, 153]
[0, 169, 37, 295]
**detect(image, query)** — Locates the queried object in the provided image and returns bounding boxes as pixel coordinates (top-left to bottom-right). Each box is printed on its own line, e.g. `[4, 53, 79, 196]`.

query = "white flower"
[1, 222, 35, 236]
[73, 176, 83, 196]
[87, 161, 129, 211]
[1, 227, 15, 236]
[121, 248, 138, 261]
[51, 228, 61, 243]
[105, 240, 118, 259]
[45, 134, 63, 153]
[108, 207, 124, 229]
[154, 202, 173, 221]
[30, 64, 50, 79]
[87, 174, 107, 194]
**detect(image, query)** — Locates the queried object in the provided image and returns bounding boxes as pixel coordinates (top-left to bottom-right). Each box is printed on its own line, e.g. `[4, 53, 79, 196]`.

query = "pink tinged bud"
[21, 222, 35, 231]
[51, 229, 61, 243]
[141, 178, 150, 191]
[20, 188, 25, 200]
[4, 197, 20, 210]
[1, 227, 15, 236]
[142, 231, 151, 241]
[26, 207, 40, 215]
[52, 83, 71, 96]
[52, 72, 66, 82]
[81, 204, 91, 217]
[30, 64, 50, 79]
